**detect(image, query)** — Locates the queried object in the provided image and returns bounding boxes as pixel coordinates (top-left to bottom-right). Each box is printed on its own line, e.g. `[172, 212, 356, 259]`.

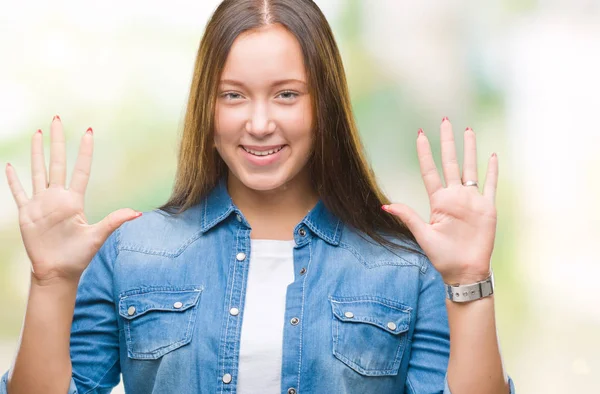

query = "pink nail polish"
[86, 127, 93, 134]
[492, 152, 497, 158]
[36, 129, 42, 134]
[53, 115, 61, 121]
[442, 116, 449, 123]
[417, 128, 424, 136]
[381, 205, 389, 211]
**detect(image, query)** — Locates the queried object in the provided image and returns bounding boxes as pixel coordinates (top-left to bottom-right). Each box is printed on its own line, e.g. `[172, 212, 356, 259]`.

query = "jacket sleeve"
[0, 231, 122, 394]
[405, 257, 515, 393]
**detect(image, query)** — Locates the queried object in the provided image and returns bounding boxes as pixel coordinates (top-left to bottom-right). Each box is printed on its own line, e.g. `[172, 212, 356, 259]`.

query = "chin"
[234, 170, 291, 192]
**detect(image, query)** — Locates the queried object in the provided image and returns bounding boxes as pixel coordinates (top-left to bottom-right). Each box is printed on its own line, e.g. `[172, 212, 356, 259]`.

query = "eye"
[277, 90, 299, 101]
[221, 92, 244, 100]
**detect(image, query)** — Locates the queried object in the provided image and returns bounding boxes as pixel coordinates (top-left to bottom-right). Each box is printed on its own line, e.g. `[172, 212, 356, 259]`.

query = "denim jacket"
[2, 177, 514, 393]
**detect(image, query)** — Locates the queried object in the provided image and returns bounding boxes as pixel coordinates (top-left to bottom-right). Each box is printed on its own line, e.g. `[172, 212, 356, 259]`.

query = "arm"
[4, 277, 79, 394]
[3, 233, 122, 394]
[404, 260, 514, 394]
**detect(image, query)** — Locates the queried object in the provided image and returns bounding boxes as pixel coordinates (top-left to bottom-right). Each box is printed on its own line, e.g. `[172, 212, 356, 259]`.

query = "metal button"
[230, 307, 239, 316]
[173, 301, 183, 309]
[222, 373, 232, 384]
[290, 317, 300, 325]
[299, 267, 306, 275]
[298, 228, 306, 237]
[344, 311, 354, 318]
[236, 252, 246, 261]
[236, 214, 242, 222]
[127, 306, 136, 316]
[387, 322, 397, 331]
[287, 388, 297, 394]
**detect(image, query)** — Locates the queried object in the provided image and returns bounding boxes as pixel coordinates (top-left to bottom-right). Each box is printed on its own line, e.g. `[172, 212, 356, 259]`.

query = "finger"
[69, 128, 94, 195]
[440, 118, 461, 186]
[483, 153, 499, 203]
[6, 163, 29, 208]
[49, 115, 66, 187]
[461, 127, 478, 190]
[417, 129, 443, 196]
[93, 208, 142, 242]
[31, 129, 48, 195]
[382, 203, 428, 241]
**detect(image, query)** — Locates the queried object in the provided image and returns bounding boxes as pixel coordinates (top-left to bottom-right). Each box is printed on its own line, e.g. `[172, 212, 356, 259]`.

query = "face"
[214, 23, 313, 193]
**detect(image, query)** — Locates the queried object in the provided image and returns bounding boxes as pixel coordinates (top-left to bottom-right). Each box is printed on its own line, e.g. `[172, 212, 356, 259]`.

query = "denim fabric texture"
[1, 177, 514, 393]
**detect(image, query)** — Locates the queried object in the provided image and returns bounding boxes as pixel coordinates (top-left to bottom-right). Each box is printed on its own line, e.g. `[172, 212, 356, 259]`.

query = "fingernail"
[86, 127, 93, 135]
[53, 115, 61, 121]
[135, 211, 143, 217]
[417, 128, 424, 136]
[492, 152, 497, 158]
[442, 116, 449, 123]
[6, 163, 11, 168]
[465, 127, 472, 132]
[381, 205, 390, 211]
[36, 129, 42, 134]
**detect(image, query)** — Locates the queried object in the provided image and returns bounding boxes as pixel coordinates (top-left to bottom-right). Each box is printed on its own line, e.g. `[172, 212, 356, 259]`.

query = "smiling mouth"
[241, 145, 285, 156]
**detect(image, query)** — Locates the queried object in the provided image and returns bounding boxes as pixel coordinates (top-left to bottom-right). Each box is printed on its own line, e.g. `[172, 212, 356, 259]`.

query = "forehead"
[221, 23, 307, 84]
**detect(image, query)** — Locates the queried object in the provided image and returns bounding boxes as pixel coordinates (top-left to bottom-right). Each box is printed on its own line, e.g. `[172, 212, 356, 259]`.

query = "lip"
[240, 144, 286, 151]
[239, 145, 287, 166]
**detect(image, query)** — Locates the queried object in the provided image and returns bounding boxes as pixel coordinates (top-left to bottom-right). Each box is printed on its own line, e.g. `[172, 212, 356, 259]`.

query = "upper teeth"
[243, 146, 284, 156]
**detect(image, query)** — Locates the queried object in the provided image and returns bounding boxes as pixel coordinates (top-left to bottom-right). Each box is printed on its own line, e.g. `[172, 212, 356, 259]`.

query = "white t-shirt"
[237, 239, 296, 394]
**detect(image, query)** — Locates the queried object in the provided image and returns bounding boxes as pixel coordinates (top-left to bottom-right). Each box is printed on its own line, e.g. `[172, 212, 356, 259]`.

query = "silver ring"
[462, 180, 478, 187]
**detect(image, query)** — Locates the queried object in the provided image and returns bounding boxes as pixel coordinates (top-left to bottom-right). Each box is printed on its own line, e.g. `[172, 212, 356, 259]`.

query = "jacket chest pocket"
[118, 286, 203, 360]
[329, 296, 412, 376]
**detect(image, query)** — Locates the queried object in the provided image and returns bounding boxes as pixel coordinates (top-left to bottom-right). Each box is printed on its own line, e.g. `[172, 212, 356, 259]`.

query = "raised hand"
[383, 118, 498, 285]
[5, 116, 142, 284]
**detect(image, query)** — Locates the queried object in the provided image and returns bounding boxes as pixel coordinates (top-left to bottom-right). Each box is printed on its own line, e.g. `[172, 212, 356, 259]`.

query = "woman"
[2, 0, 514, 393]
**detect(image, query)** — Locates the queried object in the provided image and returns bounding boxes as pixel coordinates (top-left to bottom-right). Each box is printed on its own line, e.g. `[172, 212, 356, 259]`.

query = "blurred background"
[1, 0, 599, 392]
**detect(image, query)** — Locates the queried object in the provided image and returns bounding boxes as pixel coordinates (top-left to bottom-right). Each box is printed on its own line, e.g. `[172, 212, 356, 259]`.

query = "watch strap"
[445, 272, 494, 302]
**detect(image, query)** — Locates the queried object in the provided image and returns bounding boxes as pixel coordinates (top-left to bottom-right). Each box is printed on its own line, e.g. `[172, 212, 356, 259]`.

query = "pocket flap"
[119, 287, 203, 320]
[329, 296, 411, 335]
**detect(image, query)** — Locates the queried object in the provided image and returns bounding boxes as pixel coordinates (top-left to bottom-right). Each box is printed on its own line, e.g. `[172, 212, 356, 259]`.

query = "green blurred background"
[1, 1, 599, 392]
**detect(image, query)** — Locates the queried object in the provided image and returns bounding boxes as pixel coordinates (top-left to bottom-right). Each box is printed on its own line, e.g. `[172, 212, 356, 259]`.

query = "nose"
[245, 102, 276, 137]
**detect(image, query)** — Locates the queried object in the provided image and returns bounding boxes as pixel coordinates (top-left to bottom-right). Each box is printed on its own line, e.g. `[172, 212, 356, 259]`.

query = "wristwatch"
[445, 272, 494, 302]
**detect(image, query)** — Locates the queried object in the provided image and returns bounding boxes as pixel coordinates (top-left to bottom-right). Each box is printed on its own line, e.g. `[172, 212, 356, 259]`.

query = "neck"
[227, 169, 318, 240]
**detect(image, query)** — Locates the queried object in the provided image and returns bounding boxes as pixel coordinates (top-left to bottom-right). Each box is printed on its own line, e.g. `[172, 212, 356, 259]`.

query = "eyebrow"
[219, 79, 307, 88]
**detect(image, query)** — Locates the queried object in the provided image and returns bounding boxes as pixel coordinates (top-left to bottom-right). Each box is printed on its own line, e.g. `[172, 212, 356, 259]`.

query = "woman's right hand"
[5, 116, 142, 285]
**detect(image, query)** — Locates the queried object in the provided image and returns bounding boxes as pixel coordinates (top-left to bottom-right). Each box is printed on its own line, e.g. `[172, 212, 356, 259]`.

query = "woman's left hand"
[382, 118, 498, 285]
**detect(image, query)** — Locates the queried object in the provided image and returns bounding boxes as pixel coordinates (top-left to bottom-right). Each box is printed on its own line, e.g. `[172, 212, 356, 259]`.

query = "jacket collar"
[199, 176, 342, 246]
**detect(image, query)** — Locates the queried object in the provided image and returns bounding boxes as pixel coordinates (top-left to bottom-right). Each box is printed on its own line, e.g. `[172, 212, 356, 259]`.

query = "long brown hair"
[160, 0, 420, 252]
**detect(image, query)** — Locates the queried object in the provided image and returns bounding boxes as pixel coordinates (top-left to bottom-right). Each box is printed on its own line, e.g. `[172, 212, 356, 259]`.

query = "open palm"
[383, 118, 498, 285]
[5, 116, 141, 284]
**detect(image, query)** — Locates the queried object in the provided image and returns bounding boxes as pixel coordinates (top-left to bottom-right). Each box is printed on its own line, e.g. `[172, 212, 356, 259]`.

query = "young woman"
[2, 0, 514, 393]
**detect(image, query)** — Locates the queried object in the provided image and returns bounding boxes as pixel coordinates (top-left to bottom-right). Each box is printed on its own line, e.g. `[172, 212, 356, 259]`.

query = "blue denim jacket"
[2, 178, 514, 393]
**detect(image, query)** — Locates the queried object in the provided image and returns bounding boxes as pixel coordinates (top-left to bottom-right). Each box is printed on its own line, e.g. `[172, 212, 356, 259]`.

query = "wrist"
[442, 269, 491, 285]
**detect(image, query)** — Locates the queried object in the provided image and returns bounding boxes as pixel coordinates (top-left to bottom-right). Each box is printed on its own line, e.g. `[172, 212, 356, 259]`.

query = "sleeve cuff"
[444, 374, 515, 393]
[1, 370, 79, 394]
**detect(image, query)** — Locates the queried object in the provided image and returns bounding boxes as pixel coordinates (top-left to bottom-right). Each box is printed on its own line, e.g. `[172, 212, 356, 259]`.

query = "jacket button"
[236, 252, 246, 261]
[222, 373, 232, 384]
[344, 311, 354, 318]
[127, 306, 136, 316]
[290, 317, 300, 325]
[230, 307, 240, 316]
[298, 228, 306, 237]
[387, 322, 397, 331]
[173, 302, 183, 309]
[288, 388, 297, 394]
[299, 267, 306, 275]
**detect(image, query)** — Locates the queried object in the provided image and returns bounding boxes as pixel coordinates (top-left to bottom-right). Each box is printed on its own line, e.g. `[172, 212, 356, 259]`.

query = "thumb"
[382, 203, 427, 240]
[93, 208, 142, 242]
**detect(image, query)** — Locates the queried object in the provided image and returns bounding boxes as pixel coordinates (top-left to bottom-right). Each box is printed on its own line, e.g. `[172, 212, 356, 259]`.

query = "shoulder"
[337, 225, 430, 274]
[115, 204, 204, 257]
